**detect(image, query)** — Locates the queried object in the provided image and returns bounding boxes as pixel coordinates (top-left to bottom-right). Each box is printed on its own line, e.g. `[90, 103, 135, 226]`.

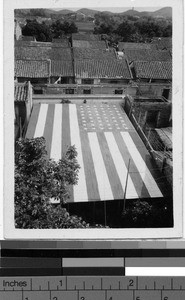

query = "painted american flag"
[26, 102, 163, 202]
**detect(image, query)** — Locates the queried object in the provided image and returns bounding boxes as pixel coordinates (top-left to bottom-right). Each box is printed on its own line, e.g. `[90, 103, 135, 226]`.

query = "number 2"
[129, 279, 134, 286]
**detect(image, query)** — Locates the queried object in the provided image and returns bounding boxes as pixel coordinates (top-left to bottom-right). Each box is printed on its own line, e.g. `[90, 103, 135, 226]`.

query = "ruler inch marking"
[136, 277, 138, 290]
[105, 289, 107, 300]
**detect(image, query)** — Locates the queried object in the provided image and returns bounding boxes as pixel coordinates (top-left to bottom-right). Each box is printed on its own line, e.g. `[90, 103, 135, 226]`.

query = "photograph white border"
[4, 0, 183, 239]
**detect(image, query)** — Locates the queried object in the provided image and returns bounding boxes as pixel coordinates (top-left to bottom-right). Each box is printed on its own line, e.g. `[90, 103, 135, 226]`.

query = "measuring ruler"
[0, 276, 185, 300]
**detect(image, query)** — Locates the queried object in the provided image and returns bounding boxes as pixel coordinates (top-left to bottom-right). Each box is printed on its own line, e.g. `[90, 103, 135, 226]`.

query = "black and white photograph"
[4, 0, 183, 239]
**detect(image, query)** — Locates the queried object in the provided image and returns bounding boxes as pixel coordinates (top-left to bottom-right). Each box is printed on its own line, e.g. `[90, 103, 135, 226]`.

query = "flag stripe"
[113, 132, 150, 198]
[34, 104, 48, 138]
[97, 132, 124, 200]
[121, 132, 163, 197]
[26, 104, 40, 138]
[50, 104, 62, 160]
[80, 131, 100, 201]
[88, 132, 113, 200]
[62, 104, 74, 202]
[105, 132, 138, 199]
[69, 105, 88, 202]
[62, 104, 71, 156]
[43, 104, 55, 158]
[129, 131, 163, 189]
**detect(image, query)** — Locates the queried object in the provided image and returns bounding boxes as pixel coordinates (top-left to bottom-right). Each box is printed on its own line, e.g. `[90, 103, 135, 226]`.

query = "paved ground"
[26, 102, 163, 202]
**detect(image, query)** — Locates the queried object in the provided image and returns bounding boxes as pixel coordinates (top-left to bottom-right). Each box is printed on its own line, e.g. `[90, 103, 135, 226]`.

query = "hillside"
[76, 8, 99, 17]
[151, 7, 172, 18]
[14, 7, 172, 20]
[120, 9, 141, 16]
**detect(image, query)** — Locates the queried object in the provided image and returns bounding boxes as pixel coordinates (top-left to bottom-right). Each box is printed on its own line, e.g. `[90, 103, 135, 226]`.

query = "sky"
[53, 7, 163, 13]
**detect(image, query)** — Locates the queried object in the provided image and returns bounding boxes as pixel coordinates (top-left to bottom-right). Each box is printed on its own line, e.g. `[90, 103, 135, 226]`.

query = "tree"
[51, 20, 78, 38]
[22, 19, 52, 42]
[15, 137, 92, 229]
[115, 21, 136, 42]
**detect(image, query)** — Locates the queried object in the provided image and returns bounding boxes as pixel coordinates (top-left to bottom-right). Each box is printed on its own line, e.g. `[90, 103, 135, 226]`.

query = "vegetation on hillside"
[94, 14, 172, 44]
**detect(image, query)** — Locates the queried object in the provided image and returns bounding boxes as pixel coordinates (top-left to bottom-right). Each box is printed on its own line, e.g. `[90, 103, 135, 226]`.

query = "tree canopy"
[15, 137, 92, 229]
[22, 19, 78, 41]
[94, 14, 172, 43]
[51, 20, 78, 37]
[22, 19, 52, 42]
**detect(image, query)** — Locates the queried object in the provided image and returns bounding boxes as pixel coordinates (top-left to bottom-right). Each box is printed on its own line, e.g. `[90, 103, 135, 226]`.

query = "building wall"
[36, 83, 135, 95]
[14, 81, 33, 139]
[137, 83, 172, 100]
[133, 102, 172, 128]
[14, 20, 22, 40]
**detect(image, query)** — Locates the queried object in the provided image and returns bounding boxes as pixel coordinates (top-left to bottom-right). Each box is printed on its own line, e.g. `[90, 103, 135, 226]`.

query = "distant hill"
[118, 7, 172, 18]
[151, 7, 172, 18]
[53, 9, 74, 15]
[119, 9, 141, 16]
[76, 8, 99, 17]
[14, 7, 172, 20]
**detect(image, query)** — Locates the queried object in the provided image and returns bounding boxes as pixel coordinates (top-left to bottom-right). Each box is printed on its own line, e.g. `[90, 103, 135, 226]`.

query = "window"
[82, 79, 94, 84]
[115, 89, 123, 94]
[162, 88, 170, 100]
[65, 89, 74, 94]
[83, 89, 91, 94]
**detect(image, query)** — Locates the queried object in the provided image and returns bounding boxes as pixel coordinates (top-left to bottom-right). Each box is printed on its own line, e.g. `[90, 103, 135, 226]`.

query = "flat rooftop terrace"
[26, 101, 163, 202]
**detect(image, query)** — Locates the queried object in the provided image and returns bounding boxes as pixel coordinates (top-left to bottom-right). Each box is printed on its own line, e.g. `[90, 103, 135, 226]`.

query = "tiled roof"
[50, 47, 72, 60]
[134, 61, 172, 80]
[51, 61, 74, 77]
[72, 33, 100, 41]
[52, 38, 70, 46]
[14, 82, 28, 102]
[72, 40, 107, 49]
[21, 35, 36, 41]
[125, 49, 172, 63]
[73, 48, 116, 60]
[119, 42, 157, 51]
[15, 60, 50, 78]
[15, 46, 50, 60]
[150, 37, 172, 50]
[74, 59, 132, 79]
[15, 40, 70, 48]
[15, 46, 72, 61]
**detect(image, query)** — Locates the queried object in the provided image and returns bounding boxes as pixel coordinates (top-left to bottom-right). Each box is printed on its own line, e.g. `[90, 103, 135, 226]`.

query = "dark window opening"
[115, 89, 123, 94]
[34, 89, 43, 94]
[162, 88, 170, 100]
[83, 89, 91, 94]
[65, 89, 74, 94]
[146, 110, 159, 127]
[82, 79, 94, 84]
